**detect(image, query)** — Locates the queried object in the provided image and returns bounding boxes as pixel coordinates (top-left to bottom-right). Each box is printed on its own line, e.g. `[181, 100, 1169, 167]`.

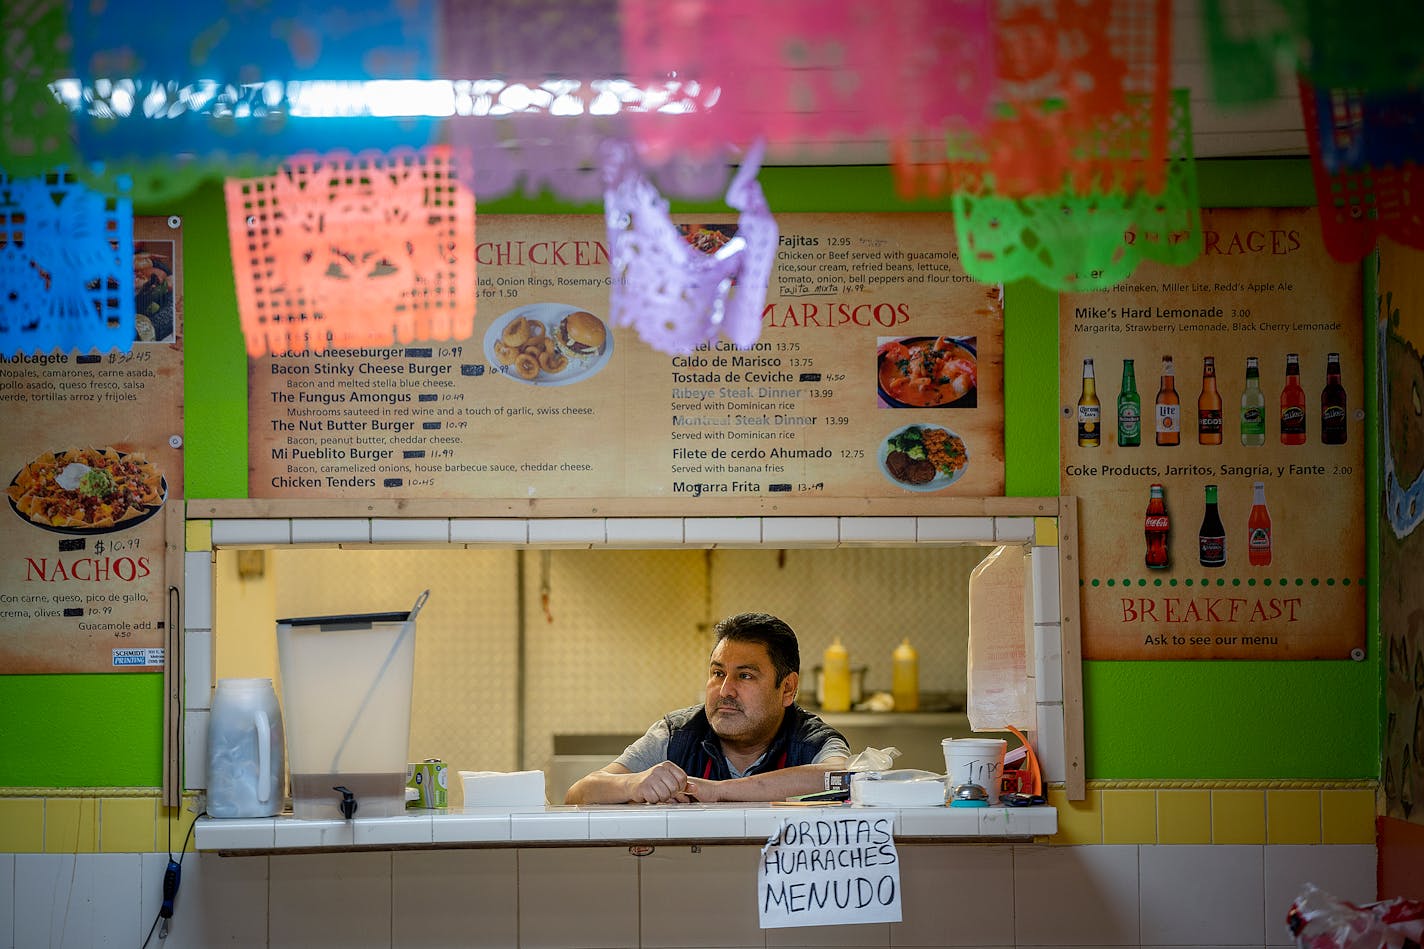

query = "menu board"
[1061, 207, 1366, 660]
[0, 217, 184, 674]
[248, 213, 1004, 501]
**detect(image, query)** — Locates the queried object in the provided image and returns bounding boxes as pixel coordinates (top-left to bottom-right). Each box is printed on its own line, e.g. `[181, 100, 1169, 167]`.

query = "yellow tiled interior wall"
[1047, 785, 1377, 846]
[0, 786, 1375, 853]
[0, 794, 200, 853]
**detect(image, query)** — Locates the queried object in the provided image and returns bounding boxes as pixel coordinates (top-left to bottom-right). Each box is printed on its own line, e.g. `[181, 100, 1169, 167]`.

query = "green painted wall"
[0, 159, 1379, 787]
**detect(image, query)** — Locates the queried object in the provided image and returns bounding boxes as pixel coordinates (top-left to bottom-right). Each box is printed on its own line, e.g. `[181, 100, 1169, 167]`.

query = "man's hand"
[627, 761, 693, 804]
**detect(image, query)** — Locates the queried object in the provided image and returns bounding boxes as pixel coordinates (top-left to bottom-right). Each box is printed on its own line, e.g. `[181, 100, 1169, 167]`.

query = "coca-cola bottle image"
[1145, 483, 1169, 569]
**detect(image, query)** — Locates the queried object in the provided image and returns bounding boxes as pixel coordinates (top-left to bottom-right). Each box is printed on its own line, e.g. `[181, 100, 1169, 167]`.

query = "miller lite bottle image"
[1145, 483, 1169, 569]
[1155, 356, 1179, 446]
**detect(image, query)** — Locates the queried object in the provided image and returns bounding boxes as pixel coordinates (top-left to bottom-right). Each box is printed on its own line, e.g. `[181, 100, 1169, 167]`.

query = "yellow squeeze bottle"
[822, 638, 851, 712]
[892, 638, 920, 712]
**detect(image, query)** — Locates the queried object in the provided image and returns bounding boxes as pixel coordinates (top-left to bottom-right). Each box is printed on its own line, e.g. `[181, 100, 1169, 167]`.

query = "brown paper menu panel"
[1061, 207, 1366, 660]
[0, 217, 184, 675]
[248, 213, 1005, 501]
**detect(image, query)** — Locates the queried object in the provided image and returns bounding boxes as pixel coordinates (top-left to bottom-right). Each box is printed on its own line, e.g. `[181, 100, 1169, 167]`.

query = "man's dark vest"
[663, 704, 843, 781]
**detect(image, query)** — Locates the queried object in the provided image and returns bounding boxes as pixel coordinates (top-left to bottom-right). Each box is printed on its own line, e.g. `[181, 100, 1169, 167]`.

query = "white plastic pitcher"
[277, 591, 427, 820]
[207, 678, 285, 818]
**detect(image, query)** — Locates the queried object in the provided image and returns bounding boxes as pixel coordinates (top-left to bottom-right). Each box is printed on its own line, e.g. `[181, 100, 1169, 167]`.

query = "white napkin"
[459, 769, 547, 808]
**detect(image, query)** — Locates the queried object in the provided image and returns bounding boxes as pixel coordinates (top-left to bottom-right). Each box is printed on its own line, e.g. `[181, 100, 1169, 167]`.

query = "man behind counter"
[565, 612, 851, 805]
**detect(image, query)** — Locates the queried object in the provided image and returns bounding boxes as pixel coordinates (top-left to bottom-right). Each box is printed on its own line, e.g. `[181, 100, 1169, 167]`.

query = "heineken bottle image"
[1118, 359, 1141, 447]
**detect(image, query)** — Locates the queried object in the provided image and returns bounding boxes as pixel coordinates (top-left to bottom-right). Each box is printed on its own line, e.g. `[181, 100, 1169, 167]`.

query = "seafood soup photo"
[877, 336, 978, 408]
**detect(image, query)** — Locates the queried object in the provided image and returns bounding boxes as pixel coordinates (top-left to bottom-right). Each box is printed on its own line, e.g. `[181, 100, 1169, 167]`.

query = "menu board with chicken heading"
[247, 213, 1006, 502]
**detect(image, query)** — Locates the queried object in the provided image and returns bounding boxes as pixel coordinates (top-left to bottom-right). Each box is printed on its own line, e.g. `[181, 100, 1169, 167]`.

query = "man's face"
[704, 637, 798, 747]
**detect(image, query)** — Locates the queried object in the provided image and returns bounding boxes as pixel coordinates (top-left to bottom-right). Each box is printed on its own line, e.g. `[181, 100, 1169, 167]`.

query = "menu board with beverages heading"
[247, 213, 1005, 502]
[0, 217, 184, 675]
[1061, 207, 1366, 660]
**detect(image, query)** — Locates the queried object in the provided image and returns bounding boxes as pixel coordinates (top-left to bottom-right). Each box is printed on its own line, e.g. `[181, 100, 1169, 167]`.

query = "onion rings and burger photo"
[484, 303, 613, 386]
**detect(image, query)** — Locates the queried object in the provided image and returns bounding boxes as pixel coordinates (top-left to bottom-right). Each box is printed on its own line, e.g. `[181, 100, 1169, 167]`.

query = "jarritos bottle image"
[1077, 357, 1101, 447]
[1117, 358, 1141, 447]
[1248, 480, 1272, 566]
[1280, 352, 1306, 445]
[1155, 355, 1179, 446]
[1145, 483, 1169, 569]
[1321, 351, 1347, 444]
[1198, 355, 1222, 445]
[1199, 483, 1227, 567]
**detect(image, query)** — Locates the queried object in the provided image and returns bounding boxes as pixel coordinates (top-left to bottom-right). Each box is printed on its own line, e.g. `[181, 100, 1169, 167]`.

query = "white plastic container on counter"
[207, 678, 285, 818]
[276, 591, 427, 819]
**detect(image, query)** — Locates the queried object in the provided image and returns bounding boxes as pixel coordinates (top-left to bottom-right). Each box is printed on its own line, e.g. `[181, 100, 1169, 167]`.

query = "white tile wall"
[6, 841, 1378, 947]
[292, 517, 371, 544]
[684, 516, 762, 545]
[269, 851, 392, 949]
[211, 518, 291, 545]
[892, 843, 1015, 948]
[605, 517, 684, 545]
[1034, 702, 1067, 785]
[183, 708, 209, 790]
[518, 847, 640, 948]
[1263, 844, 1377, 946]
[994, 517, 1036, 542]
[183, 628, 212, 707]
[527, 517, 606, 546]
[450, 517, 530, 544]
[139, 852, 270, 949]
[1139, 845, 1265, 946]
[640, 845, 765, 948]
[370, 517, 450, 543]
[182, 550, 212, 631]
[762, 516, 840, 545]
[0, 853, 12, 949]
[1013, 845, 1142, 946]
[393, 850, 519, 948]
[916, 516, 994, 542]
[14, 852, 145, 948]
[840, 516, 917, 544]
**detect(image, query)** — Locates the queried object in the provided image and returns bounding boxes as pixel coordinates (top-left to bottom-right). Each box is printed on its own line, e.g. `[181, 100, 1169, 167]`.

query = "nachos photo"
[7, 447, 166, 532]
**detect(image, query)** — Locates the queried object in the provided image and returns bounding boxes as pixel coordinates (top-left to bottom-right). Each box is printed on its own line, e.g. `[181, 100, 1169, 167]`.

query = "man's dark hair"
[713, 612, 800, 684]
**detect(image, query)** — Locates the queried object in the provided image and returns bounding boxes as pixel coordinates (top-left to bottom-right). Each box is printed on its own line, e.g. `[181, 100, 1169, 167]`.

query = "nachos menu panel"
[0, 218, 184, 675]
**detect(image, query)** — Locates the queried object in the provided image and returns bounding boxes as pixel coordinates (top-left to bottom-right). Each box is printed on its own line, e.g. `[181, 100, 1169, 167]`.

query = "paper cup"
[942, 738, 1007, 804]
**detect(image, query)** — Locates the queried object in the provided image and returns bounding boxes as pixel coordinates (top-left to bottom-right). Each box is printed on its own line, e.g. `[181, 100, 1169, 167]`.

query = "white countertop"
[195, 802, 1056, 853]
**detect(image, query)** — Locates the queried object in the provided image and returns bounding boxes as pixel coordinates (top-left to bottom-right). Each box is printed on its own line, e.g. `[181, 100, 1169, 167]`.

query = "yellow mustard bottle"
[892, 637, 919, 711]
[821, 637, 851, 713]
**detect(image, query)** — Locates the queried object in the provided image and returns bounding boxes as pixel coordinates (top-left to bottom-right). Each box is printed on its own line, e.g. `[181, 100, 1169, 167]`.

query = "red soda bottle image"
[1248, 481, 1272, 566]
[1145, 483, 1169, 569]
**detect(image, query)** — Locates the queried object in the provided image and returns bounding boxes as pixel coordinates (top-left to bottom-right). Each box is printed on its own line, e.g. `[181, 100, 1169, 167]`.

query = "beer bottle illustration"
[1155, 355, 1180, 446]
[1199, 483, 1226, 567]
[1198, 355, 1222, 445]
[1240, 356, 1265, 446]
[1118, 358, 1141, 447]
[1145, 483, 1169, 569]
[1077, 357, 1101, 447]
[1248, 481, 1272, 566]
[1321, 351, 1347, 444]
[1280, 352, 1306, 445]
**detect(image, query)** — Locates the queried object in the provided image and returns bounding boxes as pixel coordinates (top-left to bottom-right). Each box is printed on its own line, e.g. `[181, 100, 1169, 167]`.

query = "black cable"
[139, 809, 205, 949]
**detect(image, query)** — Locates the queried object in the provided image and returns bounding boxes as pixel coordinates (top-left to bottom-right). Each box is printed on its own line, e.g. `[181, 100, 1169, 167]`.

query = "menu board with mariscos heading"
[248, 213, 1005, 501]
[0, 218, 184, 675]
[1061, 207, 1366, 660]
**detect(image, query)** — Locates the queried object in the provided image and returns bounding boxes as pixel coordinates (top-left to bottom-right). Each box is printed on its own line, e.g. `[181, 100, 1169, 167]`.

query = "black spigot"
[333, 785, 357, 819]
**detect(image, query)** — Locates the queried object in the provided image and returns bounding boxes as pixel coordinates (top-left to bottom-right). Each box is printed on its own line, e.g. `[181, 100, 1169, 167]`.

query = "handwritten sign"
[757, 812, 902, 929]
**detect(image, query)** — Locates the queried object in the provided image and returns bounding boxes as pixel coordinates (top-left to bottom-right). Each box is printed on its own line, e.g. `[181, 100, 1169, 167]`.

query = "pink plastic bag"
[1287, 883, 1424, 949]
